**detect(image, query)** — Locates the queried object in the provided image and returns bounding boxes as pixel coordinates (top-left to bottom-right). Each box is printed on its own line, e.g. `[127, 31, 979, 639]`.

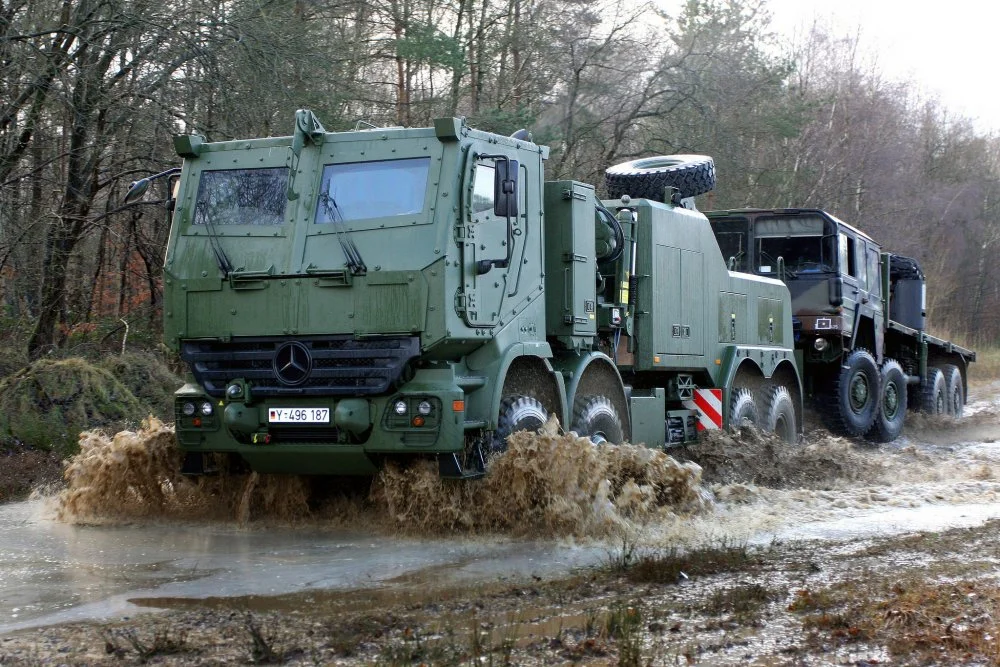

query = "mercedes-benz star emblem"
[273, 342, 312, 386]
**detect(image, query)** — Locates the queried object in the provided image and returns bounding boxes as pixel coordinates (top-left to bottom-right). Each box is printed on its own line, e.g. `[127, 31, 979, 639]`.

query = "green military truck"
[705, 208, 975, 441]
[128, 111, 803, 478]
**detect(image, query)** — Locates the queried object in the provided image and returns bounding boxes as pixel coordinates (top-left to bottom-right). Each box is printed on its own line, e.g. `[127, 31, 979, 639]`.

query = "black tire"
[867, 359, 907, 443]
[941, 364, 964, 417]
[888, 255, 924, 281]
[492, 395, 548, 453]
[762, 385, 797, 443]
[605, 155, 716, 202]
[729, 387, 758, 430]
[571, 394, 624, 445]
[920, 367, 947, 415]
[824, 349, 880, 437]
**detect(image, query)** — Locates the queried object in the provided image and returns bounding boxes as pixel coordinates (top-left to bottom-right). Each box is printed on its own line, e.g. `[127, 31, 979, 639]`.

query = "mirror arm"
[475, 153, 517, 274]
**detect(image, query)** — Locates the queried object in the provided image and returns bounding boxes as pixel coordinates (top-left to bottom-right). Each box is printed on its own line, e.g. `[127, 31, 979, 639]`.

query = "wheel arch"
[852, 315, 881, 361]
[724, 357, 766, 425]
[490, 351, 567, 430]
[767, 358, 803, 435]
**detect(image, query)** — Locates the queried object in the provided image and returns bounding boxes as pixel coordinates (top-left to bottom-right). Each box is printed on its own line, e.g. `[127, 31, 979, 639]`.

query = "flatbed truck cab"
[706, 208, 974, 441]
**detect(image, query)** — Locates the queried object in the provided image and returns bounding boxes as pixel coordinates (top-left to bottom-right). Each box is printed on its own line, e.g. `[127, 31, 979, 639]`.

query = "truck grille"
[181, 335, 420, 398]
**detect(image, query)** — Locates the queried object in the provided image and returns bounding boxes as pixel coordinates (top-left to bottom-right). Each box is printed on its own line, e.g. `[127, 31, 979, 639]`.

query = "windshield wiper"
[319, 192, 367, 275]
[196, 201, 234, 276]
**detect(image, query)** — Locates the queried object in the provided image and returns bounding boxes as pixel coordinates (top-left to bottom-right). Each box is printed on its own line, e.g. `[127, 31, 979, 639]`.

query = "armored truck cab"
[156, 111, 802, 478]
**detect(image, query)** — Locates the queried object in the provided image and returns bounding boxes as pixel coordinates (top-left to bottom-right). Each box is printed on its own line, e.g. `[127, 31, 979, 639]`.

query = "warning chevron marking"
[681, 388, 724, 431]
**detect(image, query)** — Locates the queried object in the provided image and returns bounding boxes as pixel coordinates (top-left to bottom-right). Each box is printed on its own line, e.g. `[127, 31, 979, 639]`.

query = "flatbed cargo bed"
[887, 319, 976, 362]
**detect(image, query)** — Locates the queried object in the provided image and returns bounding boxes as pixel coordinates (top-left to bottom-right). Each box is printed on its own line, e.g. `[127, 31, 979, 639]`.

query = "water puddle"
[2, 399, 1000, 635]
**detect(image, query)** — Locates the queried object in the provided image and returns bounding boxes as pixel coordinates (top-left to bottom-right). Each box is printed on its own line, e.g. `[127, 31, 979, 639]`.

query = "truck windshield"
[194, 167, 288, 226]
[315, 157, 430, 223]
[755, 216, 835, 277]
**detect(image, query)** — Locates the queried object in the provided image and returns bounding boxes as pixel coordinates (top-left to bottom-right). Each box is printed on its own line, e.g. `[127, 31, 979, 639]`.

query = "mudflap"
[180, 452, 221, 477]
[438, 441, 487, 480]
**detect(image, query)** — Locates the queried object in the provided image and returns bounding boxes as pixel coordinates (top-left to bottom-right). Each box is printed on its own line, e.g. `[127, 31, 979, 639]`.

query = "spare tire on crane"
[605, 155, 716, 202]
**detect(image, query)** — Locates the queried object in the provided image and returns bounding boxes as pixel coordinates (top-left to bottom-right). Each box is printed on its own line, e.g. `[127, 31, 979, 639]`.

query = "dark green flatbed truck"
[706, 208, 975, 441]
[129, 112, 804, 477]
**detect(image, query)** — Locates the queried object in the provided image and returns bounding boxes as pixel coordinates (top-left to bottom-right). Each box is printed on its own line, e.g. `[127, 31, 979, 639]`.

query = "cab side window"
[840, 233, 867, 286]
[867, 246, 881, 296]
[472, 163, 495, 214]
[854, 239, 866, 287]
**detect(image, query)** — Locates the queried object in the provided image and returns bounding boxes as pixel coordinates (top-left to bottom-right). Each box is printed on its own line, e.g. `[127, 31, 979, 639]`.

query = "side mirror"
[829, 276, 844, 306]
[123, 178, 150, 204]
[493, 159, 519, 218]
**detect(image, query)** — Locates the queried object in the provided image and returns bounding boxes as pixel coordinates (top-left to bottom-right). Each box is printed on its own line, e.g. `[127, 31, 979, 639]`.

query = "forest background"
[1, 0, 997, 361]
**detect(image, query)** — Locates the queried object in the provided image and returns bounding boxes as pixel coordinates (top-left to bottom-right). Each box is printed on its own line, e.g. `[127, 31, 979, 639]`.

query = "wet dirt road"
[0, 502, 606, 634]
[3, 387, 1000, 639]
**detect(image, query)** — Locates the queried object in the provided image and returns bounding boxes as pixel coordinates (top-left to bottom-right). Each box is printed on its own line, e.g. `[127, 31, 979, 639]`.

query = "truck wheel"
[762, 385, 797, 443]
[941, 364, 964, 417]
[867, 359, 907, 443]
[571, 395, 624, 444]
[729, 387, 758, 430]
[920, 367, 947, 414]
[492, 395, 548, 454]
[826, 349, 880, 437]
[605, 155, 716, 202]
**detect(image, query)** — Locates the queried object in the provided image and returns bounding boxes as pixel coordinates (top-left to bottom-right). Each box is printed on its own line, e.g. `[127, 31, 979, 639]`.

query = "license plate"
[268, 407, 330, 424]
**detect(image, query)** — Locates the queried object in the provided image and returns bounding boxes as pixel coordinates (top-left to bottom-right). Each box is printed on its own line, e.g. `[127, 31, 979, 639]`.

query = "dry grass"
[624, 539, 764, 585]
[792, 575, 1000, 665]
[702, 582, 784, 624]
[970, 345, 1000, 384]
[789, 521, 1000, 665]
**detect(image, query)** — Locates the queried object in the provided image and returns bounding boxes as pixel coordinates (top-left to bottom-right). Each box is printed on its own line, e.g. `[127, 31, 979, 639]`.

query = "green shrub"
[98, 350, 184, 420]
[0, 358, 144, 456]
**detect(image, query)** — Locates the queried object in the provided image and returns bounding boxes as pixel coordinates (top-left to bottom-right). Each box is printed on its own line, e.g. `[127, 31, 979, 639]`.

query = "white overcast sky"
[765, 0, 1000, 132]
[656, 0, 1000, 133]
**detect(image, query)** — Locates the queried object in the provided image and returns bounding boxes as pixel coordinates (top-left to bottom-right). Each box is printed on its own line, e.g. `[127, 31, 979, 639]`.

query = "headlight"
[814, 337, 829, 351]
[199, 401, 214, 416]
[393, 400, 408, 415]
[227, 384, 243, 398]
[417, 400, 432, 415]
[181, 402, 196, 416]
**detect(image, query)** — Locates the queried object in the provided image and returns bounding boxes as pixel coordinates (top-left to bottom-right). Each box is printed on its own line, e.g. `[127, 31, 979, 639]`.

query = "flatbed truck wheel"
[824, 349, 880, 437]
[941, 364, 964, 417]
[867, 359, 907, 443]
[920, 367, 947, 415]
[762, 385, 797, 443]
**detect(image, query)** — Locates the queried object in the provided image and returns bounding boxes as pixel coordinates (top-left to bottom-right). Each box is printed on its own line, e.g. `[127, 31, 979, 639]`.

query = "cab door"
[837, 232, 863, 339]
[865, 242, 885, 357]
[457, 152, 520, 327]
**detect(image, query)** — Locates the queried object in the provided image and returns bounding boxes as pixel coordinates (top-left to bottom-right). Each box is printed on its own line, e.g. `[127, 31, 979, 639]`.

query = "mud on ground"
[3, 393, 1000, 664]
[2, 519, 999, 665]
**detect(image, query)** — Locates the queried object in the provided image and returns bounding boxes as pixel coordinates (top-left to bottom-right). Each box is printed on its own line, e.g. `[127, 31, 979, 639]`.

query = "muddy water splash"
[681, 425, 879, 488]
[55, 405, 1000, 538]
[371, 417, 707, 536]
[57, 418, 310, 524]
[55, 417, 707, 538]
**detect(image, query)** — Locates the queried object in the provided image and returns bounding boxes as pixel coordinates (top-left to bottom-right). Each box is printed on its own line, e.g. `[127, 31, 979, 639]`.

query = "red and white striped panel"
[681, 388, 723, 431]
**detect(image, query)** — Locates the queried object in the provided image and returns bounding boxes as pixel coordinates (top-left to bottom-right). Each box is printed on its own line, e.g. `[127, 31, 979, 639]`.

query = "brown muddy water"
[3, 389, 1000, 644]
